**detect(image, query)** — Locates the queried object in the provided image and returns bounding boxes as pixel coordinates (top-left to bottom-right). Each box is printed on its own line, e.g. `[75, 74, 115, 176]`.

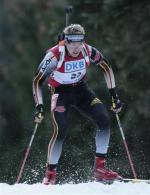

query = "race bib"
[64, 59, 85, 73]
[51, 59, 86, 84]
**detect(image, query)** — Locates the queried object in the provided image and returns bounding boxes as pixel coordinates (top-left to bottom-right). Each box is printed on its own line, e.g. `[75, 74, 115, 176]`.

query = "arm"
[98, 60, 116, 89]
[88, 45, 115, 89]
[89, 46, 122, 112]
[33, 51, 57, 123]
[99, 60, 122, 113]
[33, 51, 57, 106]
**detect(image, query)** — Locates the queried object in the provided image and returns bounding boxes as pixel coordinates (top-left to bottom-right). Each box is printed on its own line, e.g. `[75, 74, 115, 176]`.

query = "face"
[65, 41, 83, 57]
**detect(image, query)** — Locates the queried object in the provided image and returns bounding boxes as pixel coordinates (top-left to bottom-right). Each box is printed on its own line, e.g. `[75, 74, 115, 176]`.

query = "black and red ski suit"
[33, 42, 116, 167]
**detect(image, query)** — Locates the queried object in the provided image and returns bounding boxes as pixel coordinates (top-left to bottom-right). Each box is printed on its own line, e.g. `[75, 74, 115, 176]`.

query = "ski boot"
[42, 166, 56, 185]
[94, 157, 123, 184]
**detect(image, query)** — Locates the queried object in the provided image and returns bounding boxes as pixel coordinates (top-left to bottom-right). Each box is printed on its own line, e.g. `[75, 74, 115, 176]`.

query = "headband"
[65, 34, 84, 42]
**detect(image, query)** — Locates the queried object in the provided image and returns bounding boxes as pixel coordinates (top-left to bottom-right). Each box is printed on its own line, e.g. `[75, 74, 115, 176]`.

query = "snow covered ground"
[1, 181, 150, 195]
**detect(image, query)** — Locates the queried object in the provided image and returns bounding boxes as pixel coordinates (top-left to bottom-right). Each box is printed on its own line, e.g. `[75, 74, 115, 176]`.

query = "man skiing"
[33, 24, 123, 184]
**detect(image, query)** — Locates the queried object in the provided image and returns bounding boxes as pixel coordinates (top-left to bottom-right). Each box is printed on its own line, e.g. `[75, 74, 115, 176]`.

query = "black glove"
[34, 104, 44, 124]
[109, 88, 123, 113]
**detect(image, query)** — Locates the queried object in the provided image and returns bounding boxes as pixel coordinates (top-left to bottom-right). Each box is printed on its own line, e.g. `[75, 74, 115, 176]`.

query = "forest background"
[0, 0, 150, 184]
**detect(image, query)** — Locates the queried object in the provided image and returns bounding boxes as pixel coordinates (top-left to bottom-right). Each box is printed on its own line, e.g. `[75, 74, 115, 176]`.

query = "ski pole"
[65, 5, 73, 27]
[115, 113, 137, 179]
[16, 122, 39, 183]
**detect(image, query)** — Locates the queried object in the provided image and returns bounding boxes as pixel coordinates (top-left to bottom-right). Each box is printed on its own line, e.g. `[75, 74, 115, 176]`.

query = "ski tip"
[123, 178, 150, 184]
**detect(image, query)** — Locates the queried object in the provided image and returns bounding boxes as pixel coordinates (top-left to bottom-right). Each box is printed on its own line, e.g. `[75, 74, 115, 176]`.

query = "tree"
[0, 0, 150, 184]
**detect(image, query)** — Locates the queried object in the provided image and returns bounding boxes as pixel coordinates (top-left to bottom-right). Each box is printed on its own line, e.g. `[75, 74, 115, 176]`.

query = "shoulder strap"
[57, 42, 90, 69]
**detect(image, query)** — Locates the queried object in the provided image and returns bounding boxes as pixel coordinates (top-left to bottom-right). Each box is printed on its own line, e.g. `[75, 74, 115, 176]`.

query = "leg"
[90, 103, 122, 181]
[47, 106, 68, 166]
[80, 101, 122, 182]
[88, 102, 110, 157]
[76, 85, 122, 182]
[43, 93, 69, 184]
[76, 87, 110, 157]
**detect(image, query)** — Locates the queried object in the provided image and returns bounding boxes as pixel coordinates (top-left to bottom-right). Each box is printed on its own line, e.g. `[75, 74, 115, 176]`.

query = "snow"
[1, 182, 150, 195]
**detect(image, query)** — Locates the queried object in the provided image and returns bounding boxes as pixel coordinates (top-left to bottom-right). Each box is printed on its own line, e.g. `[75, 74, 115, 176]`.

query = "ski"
[123, 178, 150, 184]
[95, 178, 150, 185]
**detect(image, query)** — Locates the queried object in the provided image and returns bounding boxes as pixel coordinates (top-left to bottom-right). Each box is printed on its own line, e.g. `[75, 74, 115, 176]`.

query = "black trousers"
[47, 82, 110, 165]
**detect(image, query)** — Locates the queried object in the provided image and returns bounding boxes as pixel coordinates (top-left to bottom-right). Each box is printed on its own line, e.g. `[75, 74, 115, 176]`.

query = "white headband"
[65, 34, 84, 42]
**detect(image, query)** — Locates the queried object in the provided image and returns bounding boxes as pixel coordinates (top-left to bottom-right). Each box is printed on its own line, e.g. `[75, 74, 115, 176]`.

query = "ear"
[58, 40, 65, 46]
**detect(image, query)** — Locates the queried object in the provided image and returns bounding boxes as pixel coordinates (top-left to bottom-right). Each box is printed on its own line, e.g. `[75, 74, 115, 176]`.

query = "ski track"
[1, 182, 150, 195]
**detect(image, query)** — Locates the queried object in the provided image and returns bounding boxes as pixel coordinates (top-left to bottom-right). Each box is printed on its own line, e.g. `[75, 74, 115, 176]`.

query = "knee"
[99, 112, 110, 130]
[93, 105, 110, 130]
[57, 120, 67, 140]
[54, 112, 68, 140]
